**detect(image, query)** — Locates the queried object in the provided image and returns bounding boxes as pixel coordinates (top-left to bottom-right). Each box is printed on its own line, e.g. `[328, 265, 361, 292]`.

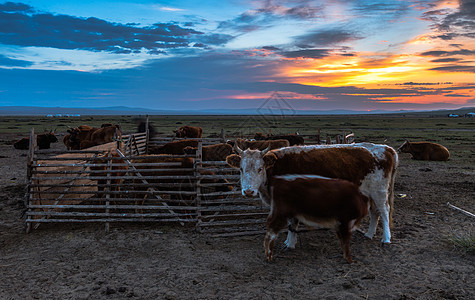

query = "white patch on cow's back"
[355, 142, 388, 160]
[274, 174, 335, 181]
[272, 144, 372, 159]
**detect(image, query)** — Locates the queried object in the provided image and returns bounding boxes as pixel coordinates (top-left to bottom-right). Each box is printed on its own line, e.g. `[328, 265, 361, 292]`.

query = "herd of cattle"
[16, 123, 452, 263]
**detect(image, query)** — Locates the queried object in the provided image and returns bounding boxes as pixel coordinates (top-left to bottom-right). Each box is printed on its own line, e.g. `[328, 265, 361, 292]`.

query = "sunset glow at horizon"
[0, 0, 473, 112]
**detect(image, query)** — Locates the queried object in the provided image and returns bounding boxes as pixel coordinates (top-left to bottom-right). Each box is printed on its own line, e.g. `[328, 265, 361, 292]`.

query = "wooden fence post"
[195, 139, 203, 232]
[145, 115, 150, 154]
[326, 136, 332, 144]
[25, 128, 36, 233]
[316, 128, 321, 144]
[105, 151, 111, 233]
[220, 129, 226, 143]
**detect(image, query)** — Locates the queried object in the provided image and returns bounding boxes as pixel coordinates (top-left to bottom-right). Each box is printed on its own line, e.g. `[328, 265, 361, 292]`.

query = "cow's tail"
[388, 150, 399, 227]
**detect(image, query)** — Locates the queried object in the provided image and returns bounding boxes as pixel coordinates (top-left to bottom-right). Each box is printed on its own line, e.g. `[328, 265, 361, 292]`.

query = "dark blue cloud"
[279, 49, 330, 59]
[0, 2, 205, 54]
[0, 53, 32, 67]
[218, 0, 322, 32]
[0, 1, 32, 12]
[293, 28, 360, 48]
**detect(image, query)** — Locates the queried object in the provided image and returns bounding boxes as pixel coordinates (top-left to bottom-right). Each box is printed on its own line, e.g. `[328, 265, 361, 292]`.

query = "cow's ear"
[226, 154, 241, 168]
[263, 153, 277, 169]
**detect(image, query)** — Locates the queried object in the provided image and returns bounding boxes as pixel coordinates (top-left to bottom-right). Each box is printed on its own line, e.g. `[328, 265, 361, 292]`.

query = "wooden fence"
[25, 126, 354, 236]
[25, 130, 265, 236]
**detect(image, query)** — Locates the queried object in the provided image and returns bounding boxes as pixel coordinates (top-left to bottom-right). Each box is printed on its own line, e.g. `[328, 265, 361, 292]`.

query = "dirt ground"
[0, 133, 474, 300]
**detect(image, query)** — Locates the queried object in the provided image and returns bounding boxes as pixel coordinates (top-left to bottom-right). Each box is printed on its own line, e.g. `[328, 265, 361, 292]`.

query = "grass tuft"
[447, 231, 475, 254]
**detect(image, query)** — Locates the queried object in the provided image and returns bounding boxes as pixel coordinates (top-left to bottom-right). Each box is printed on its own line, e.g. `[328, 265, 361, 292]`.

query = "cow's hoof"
[364, 233, 374, 240]
[280, 244, 295, 251]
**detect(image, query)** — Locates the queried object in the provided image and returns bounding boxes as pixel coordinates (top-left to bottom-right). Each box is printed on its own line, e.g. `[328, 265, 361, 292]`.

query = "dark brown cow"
[397, 140, 450, 161]
[265, 175, 369, 263]
[226, 143, 398, 244]
[234, 138, 290, 151]
[13, 132, 58, 150]
[183, 143, 233, 161]
[62, 134, 78, 150]
[87, 125, 120, 147]
[67, 124, 119, 150]
[149, 140, 199, 155]
[174, 126, 203, 138]
[254, 133, 305, 146]
[67, 125, 97, 149]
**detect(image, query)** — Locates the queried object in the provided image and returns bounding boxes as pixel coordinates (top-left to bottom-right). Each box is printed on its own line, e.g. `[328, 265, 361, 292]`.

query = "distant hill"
[0, 105, 473, 116]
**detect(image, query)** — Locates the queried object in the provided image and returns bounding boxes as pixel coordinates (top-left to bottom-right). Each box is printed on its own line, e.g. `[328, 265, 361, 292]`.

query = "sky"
[0, 0, 474, 112]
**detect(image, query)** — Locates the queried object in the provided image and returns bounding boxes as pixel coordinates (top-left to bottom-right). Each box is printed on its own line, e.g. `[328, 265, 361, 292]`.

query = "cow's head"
[174, 128, 184, 138]
[226, 146, 277, 198]
[48, 131, 58, 143]
[397, 140, 411, 153]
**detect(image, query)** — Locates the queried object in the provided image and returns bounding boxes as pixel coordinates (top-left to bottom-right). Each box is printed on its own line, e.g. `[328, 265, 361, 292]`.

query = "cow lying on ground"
[149, 140, 198, 155]
[254, 132, 305, 146]
[397, 140, 450, 161]
[233, 138, 290, 151]
[174, 126, 203, 138]
[265, 174, 369, 263]
[226, 143, 398, 244]
[183, 143, 233, 161]
[13, 131, 58, 150]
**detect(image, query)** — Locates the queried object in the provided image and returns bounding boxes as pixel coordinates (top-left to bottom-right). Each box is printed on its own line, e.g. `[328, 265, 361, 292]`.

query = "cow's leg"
[370, 189, 391, 243]
[265, 215, 287, 262]
[365, 203, 379, 240]
[336, 221, 353, 263]
[284, 218, 299, 249]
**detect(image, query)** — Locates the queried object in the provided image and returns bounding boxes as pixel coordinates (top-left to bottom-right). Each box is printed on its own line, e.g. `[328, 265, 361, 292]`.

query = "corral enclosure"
[25, 117, 357, 235]
[1, 114, 474, 299]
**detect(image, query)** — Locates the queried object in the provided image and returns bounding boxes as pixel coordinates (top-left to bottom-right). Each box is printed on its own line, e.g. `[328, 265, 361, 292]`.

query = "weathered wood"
[26, 218, 196, 223]
[447, 202, 475, 218]
[195, 139, 203, 232]
[28, 204, 198, 210]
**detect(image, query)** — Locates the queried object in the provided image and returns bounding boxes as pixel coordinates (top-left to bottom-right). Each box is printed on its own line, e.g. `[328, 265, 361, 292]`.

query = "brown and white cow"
[265, 174, 369, 263]
[226, 143, 398, 244]
[234, 138, 290, 151]
[174, 126, 203, 138]
[397, 140, 450, 161]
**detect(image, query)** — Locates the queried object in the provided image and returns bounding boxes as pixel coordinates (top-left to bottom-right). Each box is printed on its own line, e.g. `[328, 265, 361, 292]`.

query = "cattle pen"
[24, 126, 355, 236]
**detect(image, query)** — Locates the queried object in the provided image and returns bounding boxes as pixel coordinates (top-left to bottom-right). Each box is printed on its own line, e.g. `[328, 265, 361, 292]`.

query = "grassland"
[1, 114, 473, 161]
